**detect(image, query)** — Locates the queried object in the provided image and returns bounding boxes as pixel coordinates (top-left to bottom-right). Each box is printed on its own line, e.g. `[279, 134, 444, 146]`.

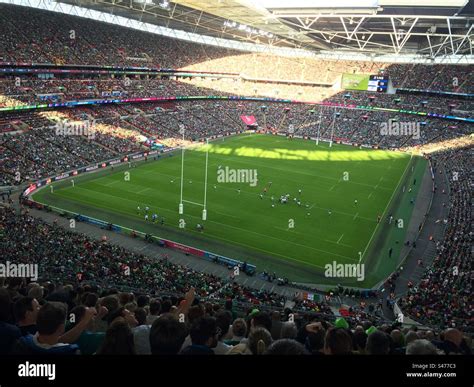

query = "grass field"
[33, 134, 427, 287]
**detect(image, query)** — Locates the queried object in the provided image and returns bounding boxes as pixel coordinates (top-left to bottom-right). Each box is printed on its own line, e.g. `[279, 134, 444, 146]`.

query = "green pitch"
[33, 134, 426, 287]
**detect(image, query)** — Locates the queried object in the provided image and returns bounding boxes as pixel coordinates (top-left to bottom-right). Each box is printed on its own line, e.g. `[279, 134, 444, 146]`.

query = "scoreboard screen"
[367, 75, 389, 92]
[342, 74, 389, 92]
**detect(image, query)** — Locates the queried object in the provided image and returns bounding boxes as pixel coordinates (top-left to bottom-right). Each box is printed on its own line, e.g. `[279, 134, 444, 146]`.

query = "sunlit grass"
[197, 142, 409, 162]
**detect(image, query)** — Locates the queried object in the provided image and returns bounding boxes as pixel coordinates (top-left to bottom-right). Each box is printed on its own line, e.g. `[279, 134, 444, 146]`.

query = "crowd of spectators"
[0, 208, 289, 308]
[2, 74, 473, 115]
[0, 4, 231, 69]
[387, 63, 473, 92]
[0, 78, 215, 108]
[0, 123, 127, 185]
[0, 268, 470, 355]
[0, 4, 472, 92]
[326, 91, 473, 119]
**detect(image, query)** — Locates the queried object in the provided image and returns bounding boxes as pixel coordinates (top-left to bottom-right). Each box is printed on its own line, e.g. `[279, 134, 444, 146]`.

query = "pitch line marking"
[104, 180, 121, 187]
[329, 177, 342, 191]
[213, 210, 239, 219]
[373, 176, 384, 190]
[275, 227, 355, 250]
[337, 234, 344, 244]
[136, 188, 151, 194]
[182, 199, 204, 207]
[324, 239, 354, 249]
[274, 226, 291, 232]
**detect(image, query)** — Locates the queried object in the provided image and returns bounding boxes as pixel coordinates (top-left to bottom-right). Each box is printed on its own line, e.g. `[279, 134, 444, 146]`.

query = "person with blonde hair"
[227, 327, 272, 355]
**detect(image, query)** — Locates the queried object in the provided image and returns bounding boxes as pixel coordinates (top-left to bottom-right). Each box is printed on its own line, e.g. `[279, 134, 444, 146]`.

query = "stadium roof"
[6, 0, 473, 59]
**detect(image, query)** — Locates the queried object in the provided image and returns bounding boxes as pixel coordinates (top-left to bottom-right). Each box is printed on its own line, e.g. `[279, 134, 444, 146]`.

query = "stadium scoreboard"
[367, 75, 389, 92]
[342, 73, 389, 92]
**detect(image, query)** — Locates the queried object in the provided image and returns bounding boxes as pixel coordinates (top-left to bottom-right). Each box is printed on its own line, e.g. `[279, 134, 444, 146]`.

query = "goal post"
[178, 126, 209, 221]
[179, 125, 185, 214]
[202, 138, 209, 220]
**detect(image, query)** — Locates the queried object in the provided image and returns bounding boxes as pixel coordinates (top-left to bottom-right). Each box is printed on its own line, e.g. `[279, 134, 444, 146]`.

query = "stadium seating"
[0, 2, 472, 357]
[1, 4, 472, 92]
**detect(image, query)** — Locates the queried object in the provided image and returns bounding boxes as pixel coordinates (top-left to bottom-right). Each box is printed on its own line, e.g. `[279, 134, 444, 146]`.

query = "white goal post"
[179, 126, 209, 221]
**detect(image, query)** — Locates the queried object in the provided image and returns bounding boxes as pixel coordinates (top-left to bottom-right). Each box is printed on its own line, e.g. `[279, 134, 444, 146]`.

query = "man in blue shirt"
[12, 302, 79, 355]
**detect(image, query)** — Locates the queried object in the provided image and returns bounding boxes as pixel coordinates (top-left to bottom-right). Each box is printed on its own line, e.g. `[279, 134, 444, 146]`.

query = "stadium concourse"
[0, 2, 472, 362]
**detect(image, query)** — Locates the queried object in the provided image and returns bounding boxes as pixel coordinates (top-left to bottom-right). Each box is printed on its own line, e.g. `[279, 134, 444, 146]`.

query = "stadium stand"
[0, 2, 472, 365]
